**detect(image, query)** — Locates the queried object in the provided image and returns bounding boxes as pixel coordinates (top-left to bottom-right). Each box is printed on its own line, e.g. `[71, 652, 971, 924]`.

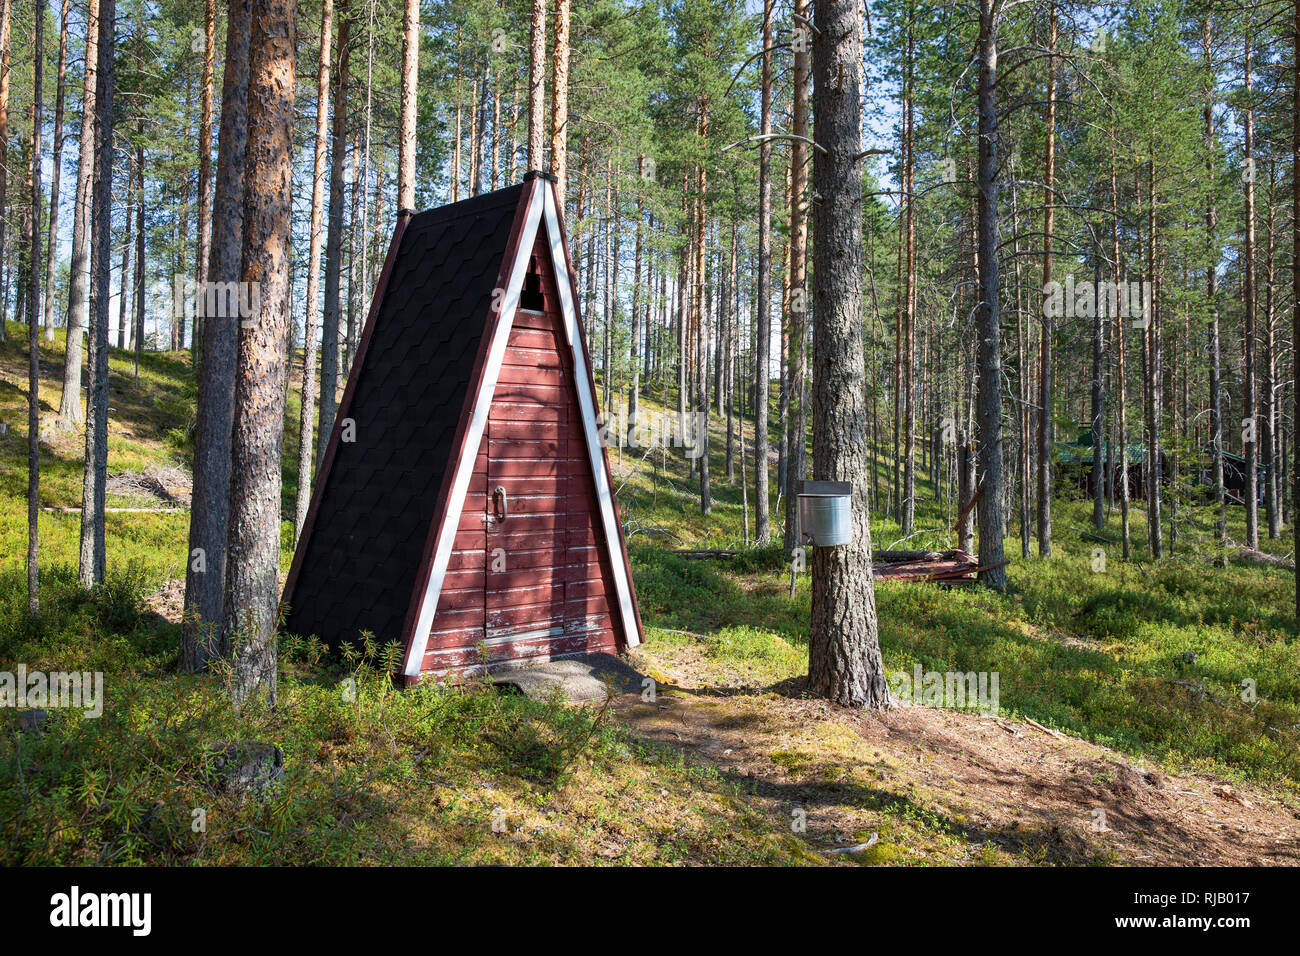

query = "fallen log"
[874, 549, 947, 562]
[1233, 547, 1295, 571]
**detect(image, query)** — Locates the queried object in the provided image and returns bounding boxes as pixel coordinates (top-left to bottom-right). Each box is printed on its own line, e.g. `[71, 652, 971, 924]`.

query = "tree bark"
[754, 0, 773, 544]
[807, 0, 889, 708]
[224, 0, 296, 709]
[526, 0, 545, 168]
[784, 0, 810, 550]
[1144, 157, 1163, 559]
[1292, 0, 1300, 619]
[549, 0, 570, 204]
[0, 0, 13, 342]
[195, 0, 215, 358]
[957, 430, 975, 553]
[79, 0, 116, 588]
[1090, 251, 1105, 531]
[1202, 13, 1225, 564]
[1241, 31, 1259, 550]
[628, 153, 644, 442]
[1037, 0, 1056, 556]
[27, 0, 45, 615]
[398, 0, 418, 210]
[693, 119, 710, 515]
[296, 0, 333, 546]
[117, 174, 131, 349]
[1263, 161, 1280, 538]
[42, 0, 70, 345]
[1106, 139, 1130, 559]
[898, 12, 915, 536]
[180, 0, 251, 668]
[974, 0, 1006, 589]
[57, 0, 98, 423]
[318, 0, 349, 467]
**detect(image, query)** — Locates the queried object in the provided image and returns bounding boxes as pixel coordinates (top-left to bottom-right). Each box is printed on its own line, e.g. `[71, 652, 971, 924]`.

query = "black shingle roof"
[284, 183, 525, 647]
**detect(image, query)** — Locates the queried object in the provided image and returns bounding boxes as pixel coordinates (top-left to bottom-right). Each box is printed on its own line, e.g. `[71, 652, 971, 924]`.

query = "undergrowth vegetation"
[1, 320, 1296, 866]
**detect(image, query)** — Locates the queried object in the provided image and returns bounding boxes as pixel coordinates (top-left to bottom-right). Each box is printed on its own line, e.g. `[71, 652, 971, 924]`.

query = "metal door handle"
[493, 485, 508, 521]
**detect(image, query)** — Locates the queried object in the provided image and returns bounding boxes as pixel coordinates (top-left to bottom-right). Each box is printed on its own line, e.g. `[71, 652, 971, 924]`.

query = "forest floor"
[1, 323, 1298, 865]
[618, 625, 1300, 866]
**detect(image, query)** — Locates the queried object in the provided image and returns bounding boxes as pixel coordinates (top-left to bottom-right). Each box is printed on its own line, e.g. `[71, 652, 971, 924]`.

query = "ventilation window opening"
[520, 256, 546, 311]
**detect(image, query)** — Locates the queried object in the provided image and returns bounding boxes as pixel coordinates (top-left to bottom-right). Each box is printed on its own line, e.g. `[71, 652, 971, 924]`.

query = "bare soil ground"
[618, 640, 1300, 866]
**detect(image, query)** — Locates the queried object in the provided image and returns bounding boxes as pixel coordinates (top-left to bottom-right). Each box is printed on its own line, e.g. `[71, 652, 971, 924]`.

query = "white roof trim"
[402, 182, 640, 679]
[541, 184, 641, 649]
[402, 188, 541, 678]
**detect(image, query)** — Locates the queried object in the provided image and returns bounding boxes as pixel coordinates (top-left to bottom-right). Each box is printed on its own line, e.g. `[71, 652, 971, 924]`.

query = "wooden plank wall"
[419, 235, 622, 674]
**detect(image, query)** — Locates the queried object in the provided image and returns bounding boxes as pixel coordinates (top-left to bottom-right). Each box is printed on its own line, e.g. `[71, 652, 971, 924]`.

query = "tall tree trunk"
[1292, 0, 1300, 619]
[79, 0, 116, 588]
[974, 0, 1005, 589]
[27, 0, 45, 616]
[1264, 161, 1280, 538]
[490, 78, 499, 189]
[957, 429, 975, 553]
[117, 177, 132, 349]
[224, 0, 296, 709]
[808, 0, 888, 707]
[318, 0, 349, 466]
[725, 215, 737, 479]
[0, 0, 11, 341]
[133, 135, 144, 358]
[1145, 156, 1163, 558]
[180, 0, 251, 668]
[345, 132, 360, 370]
[195, 0, 215, 358]
[397, 0, 418, 211]
[898, 11, 915, 536]
[784, 0, 810, 550]
[549, 0, 569, 204]
[754, 0, 773, 543]
[1242, 31, 1259, 550]
[57, 0, 98, 424]
[1203, 13, 1225, 565]
[296, 0, 332, 545]
[1110, 139, 1130, 559]
[694, 118, 710, 515]
[42, 0, 70, 344]
[450, 40, 460, 202]
[1091, 247, 1105, 531]
[628, 153, 643, 441]
[526, 0, 545, 168]
[18, 132, 32, 328]
[466, 73, 479, 193]
[1037, 0, 1056, 556]
[134, 1, 146, 355]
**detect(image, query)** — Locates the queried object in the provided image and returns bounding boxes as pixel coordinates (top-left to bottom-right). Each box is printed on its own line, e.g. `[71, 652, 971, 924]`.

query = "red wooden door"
[422, 244, 622, 675]
[481, 255, 619, 666]
[485, 300, 576, 663]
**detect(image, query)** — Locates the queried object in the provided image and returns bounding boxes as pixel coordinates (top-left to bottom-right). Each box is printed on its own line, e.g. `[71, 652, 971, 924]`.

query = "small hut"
[283, 174, 644, 684]
[1053, 427, 1166, 501]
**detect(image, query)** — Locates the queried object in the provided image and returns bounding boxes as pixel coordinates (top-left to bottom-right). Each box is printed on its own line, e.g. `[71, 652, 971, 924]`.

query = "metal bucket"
[798, 492, 852, 546]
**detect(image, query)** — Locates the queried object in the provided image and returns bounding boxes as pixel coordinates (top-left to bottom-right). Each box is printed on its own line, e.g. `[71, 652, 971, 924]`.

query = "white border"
[402, 183, 640, 678]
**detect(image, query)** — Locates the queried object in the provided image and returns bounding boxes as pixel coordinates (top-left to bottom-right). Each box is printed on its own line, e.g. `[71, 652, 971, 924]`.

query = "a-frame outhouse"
[283, 173, 644, 685]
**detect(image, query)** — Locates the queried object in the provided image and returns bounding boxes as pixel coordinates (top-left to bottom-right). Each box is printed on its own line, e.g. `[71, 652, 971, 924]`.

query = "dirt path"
[616, 643, 1300, 866]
